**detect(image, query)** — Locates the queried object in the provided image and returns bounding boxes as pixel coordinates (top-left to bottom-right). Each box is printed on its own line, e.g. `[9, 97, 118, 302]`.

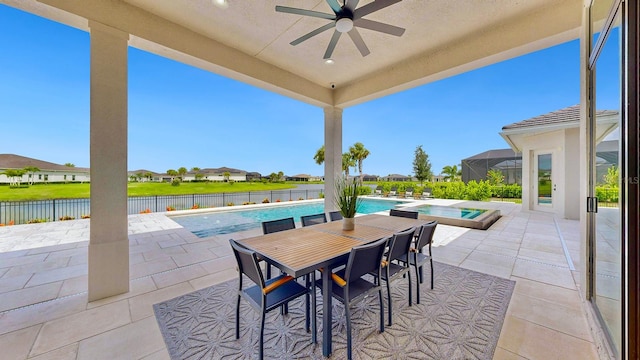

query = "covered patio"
[0, 0, 636, 358]
[0, 201, 598, 359]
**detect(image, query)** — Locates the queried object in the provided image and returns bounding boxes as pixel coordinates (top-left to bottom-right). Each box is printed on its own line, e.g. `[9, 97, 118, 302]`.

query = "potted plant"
[334, 176, 362, 230]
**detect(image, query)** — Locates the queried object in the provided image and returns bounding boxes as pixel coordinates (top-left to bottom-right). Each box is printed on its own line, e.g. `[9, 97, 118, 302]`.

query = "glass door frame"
[587, 0, 639, 357]
[533, 150, 554, 211]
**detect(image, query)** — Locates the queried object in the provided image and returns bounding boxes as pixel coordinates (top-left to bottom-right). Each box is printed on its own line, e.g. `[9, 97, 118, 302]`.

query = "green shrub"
[465, 180, 491, 201]
[433, 181, 466, 199]
[358, 186, 372, 195]
[596, 186, 619, 203]
[171, 179, 181, 186]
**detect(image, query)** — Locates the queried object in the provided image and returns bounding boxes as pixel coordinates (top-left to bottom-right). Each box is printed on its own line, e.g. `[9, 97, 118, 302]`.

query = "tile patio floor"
[0, 200, 602, 359]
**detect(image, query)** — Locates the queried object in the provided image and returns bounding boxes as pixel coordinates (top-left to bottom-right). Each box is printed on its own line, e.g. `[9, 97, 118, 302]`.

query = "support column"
[324, 107, 343, 213]
[88, 21, 130, 301]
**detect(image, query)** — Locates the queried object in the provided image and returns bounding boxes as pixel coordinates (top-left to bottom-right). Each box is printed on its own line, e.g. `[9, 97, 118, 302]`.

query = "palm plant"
[177, 167, 188, 181]
[442, 164, 462, 182]
[334, 176, 362, 219]
[23, 166, 40, 185]
[349, 142, 370, 184]
[342, 153, 355, 177]
[314, 145, 325, 165]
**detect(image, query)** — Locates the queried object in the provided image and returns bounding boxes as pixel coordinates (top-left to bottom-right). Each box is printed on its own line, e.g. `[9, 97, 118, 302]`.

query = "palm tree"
[177, 167, 188, 181]
[23, 166, 40, 185]
[349, 142, 370, 184]
[442, 164, 462, 182]
[313, 145, 325, 165]
[64, 163, 75, 167]
[2, 169, 26, 186]
[144, 171, 153, 181]
[166, 169, 178, 182]
[342, 153, 355, 177]
[223, 171, 231, 182]
[135, 172, 144, 182]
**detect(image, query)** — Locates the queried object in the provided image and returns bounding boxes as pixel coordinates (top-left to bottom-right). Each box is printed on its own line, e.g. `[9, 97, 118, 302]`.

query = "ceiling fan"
[275, 0, 405, 59]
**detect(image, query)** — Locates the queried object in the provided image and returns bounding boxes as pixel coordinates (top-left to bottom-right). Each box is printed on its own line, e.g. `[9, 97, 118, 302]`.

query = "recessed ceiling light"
[325, 59, 335, 65]
[213, 0, 229, 9]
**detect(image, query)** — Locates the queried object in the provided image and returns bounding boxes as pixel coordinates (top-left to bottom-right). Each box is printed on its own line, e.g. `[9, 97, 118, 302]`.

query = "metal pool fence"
[0, 189, 323, 225]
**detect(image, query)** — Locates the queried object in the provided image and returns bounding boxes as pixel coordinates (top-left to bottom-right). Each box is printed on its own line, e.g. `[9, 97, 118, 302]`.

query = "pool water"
[172, 199, 408, 237]
[415, 204, 487, 219]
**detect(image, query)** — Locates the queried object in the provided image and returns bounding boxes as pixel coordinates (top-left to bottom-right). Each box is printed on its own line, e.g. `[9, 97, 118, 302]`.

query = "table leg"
[322, 266, 332, 357]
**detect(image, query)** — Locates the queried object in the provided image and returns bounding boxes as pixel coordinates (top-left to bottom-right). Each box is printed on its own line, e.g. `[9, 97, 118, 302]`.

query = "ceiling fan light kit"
[276, 0, 405, 59]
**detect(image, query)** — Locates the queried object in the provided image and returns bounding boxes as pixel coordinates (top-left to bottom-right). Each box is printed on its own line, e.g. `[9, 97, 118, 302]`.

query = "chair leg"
[430, 259, 434, 289]
[378, 289, 385, 334]
[407, 270, 412, 307]
[235, 294, 241, 339]
[259, 310, 266, 360]
[386, 277, 392, 326]
[345, 304, 352, 360]
[415, 264, 421, 304]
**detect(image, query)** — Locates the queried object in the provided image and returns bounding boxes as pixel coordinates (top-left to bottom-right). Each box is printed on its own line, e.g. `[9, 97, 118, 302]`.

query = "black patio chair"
[329, 211, 343, 221]
[371, 227, 415, 325]
[301, 213, 327, 227]
[410, 221, 437, 303]
[262, 217, 296, 234]
[389, 208, 419, 219]
[316, 237, 388, 360]
[261, 217, 296, 278]
[229, 239, 313, 360]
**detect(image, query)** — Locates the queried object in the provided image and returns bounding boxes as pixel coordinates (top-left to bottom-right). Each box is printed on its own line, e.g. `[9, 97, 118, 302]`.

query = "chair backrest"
[344, 237, 388, 283]
[262, 217, 295, 234]
[423, 187, 432, 196]
[301, 213, 327, 227]
[415, 221, 437, 252]
[329, 211, 343, 221]
[389, 209, 419, 219]
[229, 239, 265, 288]
[386, 227, 416, 263]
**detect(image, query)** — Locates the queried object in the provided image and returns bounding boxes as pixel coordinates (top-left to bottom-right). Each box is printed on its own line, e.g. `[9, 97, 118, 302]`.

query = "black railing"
[0, 189, 323, 225]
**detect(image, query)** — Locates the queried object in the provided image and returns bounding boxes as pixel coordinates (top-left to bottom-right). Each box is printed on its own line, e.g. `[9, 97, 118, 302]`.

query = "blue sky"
[0, 4, 601, 177]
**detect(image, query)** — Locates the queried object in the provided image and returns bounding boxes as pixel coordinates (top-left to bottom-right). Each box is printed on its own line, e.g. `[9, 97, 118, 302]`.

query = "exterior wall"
[203, 175, 246, 182]
[0, 171, 90, 184]
[565, 127, 581, 219]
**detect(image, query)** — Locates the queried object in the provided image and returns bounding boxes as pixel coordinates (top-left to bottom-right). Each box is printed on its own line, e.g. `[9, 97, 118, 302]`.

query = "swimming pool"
[403, 204, 501, 230]
[415, 205, 487, 219]
[172, 198, 409, 237]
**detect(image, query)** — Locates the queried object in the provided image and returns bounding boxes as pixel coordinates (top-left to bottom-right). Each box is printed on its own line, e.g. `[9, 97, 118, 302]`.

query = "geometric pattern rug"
[154, 262, 515, 360]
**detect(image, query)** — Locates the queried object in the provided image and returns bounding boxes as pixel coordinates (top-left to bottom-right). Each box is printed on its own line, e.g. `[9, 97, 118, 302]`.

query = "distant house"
[432, 175, 446, 183]
[246, 172, 262, 181]
[287, 174, 311, 182]
[197, 167, 247, 182]
[361, 174, 379, 182]
[127, 169, 162, 182]
[382, 174, 412, 182]
[0, 154, 90, 184]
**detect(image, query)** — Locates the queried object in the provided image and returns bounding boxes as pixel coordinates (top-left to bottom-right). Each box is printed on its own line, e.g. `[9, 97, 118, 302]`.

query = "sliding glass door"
[589, 0, 622, 355]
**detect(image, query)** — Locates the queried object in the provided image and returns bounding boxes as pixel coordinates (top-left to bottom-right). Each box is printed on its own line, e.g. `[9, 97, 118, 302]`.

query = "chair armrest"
[262, 275, 294, 294]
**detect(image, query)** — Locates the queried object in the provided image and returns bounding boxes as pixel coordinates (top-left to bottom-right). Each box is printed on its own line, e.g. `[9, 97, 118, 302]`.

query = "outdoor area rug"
[154, 262, 515, 359]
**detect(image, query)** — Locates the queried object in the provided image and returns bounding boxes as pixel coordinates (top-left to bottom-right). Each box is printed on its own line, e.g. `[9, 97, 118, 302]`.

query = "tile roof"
[0, 154, 88, 172]
[502, 105, 618, 130]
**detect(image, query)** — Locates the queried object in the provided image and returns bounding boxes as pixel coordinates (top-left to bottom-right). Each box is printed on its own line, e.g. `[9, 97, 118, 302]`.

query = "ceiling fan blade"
[275, 6, 336, 20]
[354, 18, 405, 36]
[325, 0, 342, 13]
[347, 28, 370, 57]
[323, 30, 342, 59]
[354, 0, 402, 19]
[344, 0, 360, 12]
[290, 22, 336, 46]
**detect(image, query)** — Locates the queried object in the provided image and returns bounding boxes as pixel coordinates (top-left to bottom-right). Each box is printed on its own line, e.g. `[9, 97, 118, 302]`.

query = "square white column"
[88, 21, 130, 301]
[324, 107, 343, 212]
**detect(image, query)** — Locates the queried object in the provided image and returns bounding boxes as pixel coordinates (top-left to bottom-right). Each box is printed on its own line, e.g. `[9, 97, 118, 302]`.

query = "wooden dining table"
[236, 214, 426, 357]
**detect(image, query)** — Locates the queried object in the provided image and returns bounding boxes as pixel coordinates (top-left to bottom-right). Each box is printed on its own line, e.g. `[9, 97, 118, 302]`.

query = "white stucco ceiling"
[3, 0, 584, 108]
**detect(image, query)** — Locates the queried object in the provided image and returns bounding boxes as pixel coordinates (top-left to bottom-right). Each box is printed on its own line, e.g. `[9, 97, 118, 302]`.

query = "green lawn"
[0, 182, 296, 201]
